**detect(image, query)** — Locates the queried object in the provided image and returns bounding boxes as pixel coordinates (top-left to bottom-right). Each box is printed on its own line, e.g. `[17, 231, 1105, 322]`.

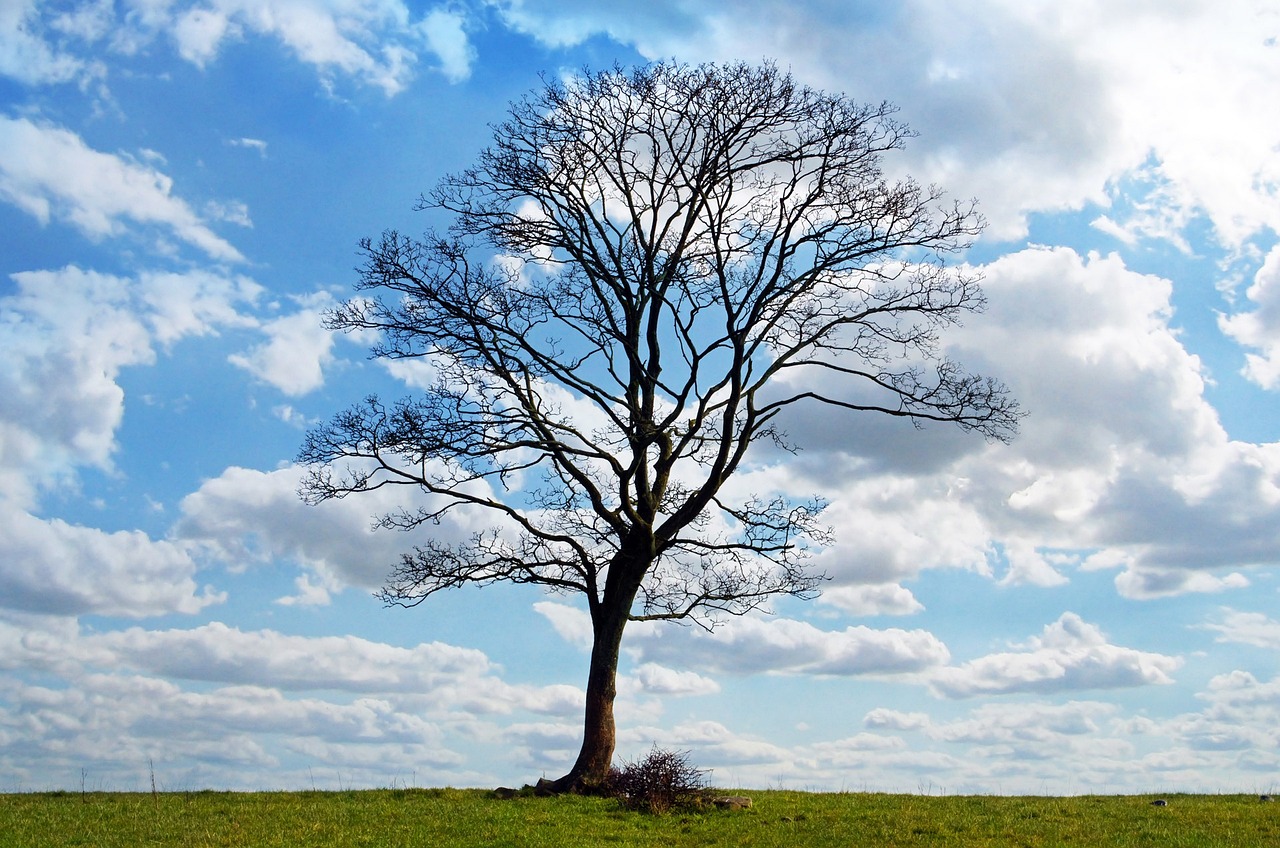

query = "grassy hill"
[3, 788, 1277, 846]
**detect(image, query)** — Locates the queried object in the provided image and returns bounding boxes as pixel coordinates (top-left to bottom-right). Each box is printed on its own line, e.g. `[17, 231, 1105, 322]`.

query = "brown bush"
[604, 747, 709, 814]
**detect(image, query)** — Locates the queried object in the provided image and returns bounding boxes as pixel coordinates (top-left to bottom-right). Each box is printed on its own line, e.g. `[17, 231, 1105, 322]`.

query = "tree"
[298, 61, 1020, 792]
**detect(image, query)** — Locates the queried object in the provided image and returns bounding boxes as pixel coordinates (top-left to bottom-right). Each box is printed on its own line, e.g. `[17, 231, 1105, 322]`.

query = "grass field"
[2, 788, 1277, 847]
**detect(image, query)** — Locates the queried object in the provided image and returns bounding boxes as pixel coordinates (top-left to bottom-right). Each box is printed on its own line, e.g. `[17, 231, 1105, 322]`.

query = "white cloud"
[821, 584, 925, 617]
[0, 116, 244, 261]
[1170, 671, 1280, 761]
[621, 719, 796, 768]
[172, 6, 236, 65]
[229, 136, 268, 157]
[0, 0, 96, 85]
[217, 0, 415, 94]
[1112, 566, 1251, 601]
[1200, 609, 1280, 649]
[628, 663, 720, 697]
[801, 474, 994, 590]
[137, 269, 263, 345]
[6, 0, 480, 96]
[0, 671, 463, 782]
[176, 464, 381, 585]
[494, 0, 704, 51]
[63, 0, 475, 95]
[533, 602, 950, 678]
[274, 573, 335, 606]
[228, 293, 337, 396]
[929, 613, 1183, 698]
[0, 615, 584, 788]
[98, 621, 496, 693]
[0, 509, 223, 618]
[0, 265, 259, 506]
[419, 7, 474, 83]
[783, 245, 1280, 600]
[956, 247, 1220, 471]
[864, 708, 931, 732]
[998, 541, 1070, 589]
[495, 1, 1280, 248]
[50, 0, 118, 42]
[174, 462, 496, 591]
[927, 700, 1116, 746]
[272, 404, 317, 429]
[382, 356, 441, 390]
[0, 268, 152, 503]
[640, 611, 949, 677]
[1221, 243, 1280, 389]
[0, 264, 268, 622]
[532, 600, 594, 649]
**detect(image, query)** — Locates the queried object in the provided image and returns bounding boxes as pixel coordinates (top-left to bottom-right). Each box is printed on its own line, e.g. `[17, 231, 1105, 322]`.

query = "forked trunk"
[550, 602, 631, 793]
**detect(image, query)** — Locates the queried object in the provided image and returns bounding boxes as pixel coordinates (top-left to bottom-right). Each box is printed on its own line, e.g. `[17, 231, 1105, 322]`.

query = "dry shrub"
[605, 747, 709, 814]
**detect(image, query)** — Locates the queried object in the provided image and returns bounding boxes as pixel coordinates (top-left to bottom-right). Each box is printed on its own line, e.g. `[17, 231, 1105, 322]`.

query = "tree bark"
[550, 537, 657, 795]
[551, 601, 630, 793]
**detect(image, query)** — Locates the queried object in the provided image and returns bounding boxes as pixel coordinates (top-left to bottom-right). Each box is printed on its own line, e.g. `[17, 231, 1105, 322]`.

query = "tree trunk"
[550, 600, 631, 793]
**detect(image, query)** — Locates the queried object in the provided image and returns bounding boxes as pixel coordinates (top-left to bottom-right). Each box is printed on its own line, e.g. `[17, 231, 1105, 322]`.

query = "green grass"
[1, 789, 1276, 847]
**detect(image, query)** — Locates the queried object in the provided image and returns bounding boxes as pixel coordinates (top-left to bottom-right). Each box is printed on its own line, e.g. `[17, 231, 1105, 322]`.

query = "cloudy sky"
[3, 0, 1280, 795]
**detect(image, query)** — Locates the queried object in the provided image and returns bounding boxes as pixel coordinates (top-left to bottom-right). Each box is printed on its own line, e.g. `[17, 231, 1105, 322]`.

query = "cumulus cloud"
[534, 602, 950, 677]
[779, 245, 1280, 601]
[1169, 670, 1280, 762]
[0, 268, 151, 503]
[608, 682, 1278, 793]
[0, 615, 582, 787]
[964, 249, 1280, 592]
[796, 473, 995, 594]
[531, 600, 593, 649]
[927, 700, 1116, 746]
[496, 1, 1280, 247]
[227, 293, 338, 396]
[0, 0, 97, 85]
[0, 265, 259, 506]
[0, 264, 268, 621]
[0, 670, 465, 783]
[1221, 243, 1280, 390]
[821, 584, 925, 617]
[419, 7, 475, 83]
[628, 663, 720, 697]
[4, 0, 477, 96]
[929, 613, 1182, 698]
[1200, 609, 1280, 648]
[0, 117, 245, 261]
[98, 622, 497, 695]
[176, 464, 384, 588]
[192, 0, 418, 94]
[0, 510, 223, 618]
[864, 708, 932, 732]
[174, 462, 497, 593]
[903, 700, 1143, 783]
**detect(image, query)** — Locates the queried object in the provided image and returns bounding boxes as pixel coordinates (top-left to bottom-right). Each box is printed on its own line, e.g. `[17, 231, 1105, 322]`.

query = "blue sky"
[3, 0, 1280, 794]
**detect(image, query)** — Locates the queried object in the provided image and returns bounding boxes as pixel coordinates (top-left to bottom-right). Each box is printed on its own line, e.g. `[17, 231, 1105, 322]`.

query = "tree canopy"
[299, 60, 1019, 790]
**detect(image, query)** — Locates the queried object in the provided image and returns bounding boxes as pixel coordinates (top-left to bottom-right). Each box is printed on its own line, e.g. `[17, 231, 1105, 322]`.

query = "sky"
[2, 0, 1280, 796]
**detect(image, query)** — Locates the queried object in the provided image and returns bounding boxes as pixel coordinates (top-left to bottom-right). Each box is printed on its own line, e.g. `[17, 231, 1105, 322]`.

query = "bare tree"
[298, 61, 1020, 792]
